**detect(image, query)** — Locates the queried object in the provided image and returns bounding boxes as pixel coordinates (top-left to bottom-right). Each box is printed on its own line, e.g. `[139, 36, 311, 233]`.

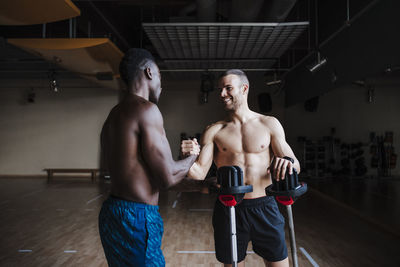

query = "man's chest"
[214, 122, 271, 154]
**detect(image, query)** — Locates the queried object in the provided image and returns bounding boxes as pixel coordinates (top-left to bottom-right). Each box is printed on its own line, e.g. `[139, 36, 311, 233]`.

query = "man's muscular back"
[102, 94, 199, 205]
[102, 94, 159, 204]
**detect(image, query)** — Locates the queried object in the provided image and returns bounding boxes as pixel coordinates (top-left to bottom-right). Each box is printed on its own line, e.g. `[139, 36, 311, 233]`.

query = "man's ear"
[242, 83, 249, 94]
[145, 67, 153, 79]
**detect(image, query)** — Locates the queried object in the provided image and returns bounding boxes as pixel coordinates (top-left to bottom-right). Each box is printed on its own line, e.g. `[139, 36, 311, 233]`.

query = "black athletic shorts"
[212, 196, 287, 264]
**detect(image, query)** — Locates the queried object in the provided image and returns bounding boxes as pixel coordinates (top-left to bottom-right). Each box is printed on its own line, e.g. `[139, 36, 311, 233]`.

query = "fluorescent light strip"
[86, 194, 103, 204]
[64, 250, 77, 253]
[18, 249, 32, 253]
[299, 247, 319, 267]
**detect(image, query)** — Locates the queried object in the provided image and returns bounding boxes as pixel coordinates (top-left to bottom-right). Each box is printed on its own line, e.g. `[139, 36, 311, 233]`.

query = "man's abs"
[215, 151, 272, 198]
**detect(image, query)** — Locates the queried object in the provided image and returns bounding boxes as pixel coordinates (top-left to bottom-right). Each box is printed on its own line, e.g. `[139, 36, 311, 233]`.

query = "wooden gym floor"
[0, 177, 399, 267]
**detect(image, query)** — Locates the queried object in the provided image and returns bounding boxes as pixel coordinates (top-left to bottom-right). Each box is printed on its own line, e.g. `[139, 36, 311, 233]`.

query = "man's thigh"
[249, 199, 287, 262]
[99, 197, 165, 266]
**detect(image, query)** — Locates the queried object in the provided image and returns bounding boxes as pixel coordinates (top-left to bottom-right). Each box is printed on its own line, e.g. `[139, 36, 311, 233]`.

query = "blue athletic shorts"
[98, 196, 165, 267]
[212, 196, 287, 263]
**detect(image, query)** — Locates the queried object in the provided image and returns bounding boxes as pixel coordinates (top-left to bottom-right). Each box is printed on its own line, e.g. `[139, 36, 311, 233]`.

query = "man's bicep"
[271, 135, 295, 158]
[140, 108, 173, 180]
[188, 128, 215, 179]
[269, 118, 296, 158]
[141, 125, 170, 161]
[198, 141, 214, 167]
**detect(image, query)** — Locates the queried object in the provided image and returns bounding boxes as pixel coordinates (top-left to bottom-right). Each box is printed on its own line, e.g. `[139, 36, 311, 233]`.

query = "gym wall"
[0, 86, 118, 175]
[3, 76, 397, 177]
[285, 84, 400, 176]
[0, 76, 281, 176]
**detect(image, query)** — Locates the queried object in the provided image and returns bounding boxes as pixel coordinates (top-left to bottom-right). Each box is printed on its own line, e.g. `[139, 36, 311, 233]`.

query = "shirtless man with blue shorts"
[181, 69, 301, 267]
[99, 48, 200, 267]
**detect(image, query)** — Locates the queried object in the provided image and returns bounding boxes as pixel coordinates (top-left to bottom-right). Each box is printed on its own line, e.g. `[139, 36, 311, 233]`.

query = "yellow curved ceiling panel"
[8, 38, 124, 90]
[7, 38, 114, 50]
[0, 0, 80, 25]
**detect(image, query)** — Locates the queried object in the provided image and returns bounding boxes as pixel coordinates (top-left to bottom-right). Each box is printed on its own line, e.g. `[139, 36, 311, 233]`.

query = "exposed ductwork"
[142, 22, 308, 70]
[142, 0, 306, 77]
[143, 22, 308, 59]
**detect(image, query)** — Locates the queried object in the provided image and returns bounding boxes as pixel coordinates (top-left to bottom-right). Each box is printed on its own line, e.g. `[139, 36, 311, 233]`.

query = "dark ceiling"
[3, 0, 397, 107]
[0, 0, 375, 70]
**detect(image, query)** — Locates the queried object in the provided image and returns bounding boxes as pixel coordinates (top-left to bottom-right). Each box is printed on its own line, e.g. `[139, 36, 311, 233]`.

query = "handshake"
[180, 138, 201, 157]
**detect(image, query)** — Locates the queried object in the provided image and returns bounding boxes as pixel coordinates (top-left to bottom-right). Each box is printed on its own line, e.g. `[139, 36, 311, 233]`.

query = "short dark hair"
[219, 69, 249, 87]
[119, 48, 155, 85]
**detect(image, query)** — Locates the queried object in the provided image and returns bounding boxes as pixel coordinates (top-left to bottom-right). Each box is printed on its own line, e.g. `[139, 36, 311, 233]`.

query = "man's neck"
[128, 80, 149, 100]
[228, 105, 254, 124]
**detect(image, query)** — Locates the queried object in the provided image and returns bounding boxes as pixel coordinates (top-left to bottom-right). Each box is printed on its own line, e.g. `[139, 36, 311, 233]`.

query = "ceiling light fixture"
[308, 51, 327, 73]
[48, 71, 59, 92]
[384, 65, 400, 74]
[266, 72, 282, 86]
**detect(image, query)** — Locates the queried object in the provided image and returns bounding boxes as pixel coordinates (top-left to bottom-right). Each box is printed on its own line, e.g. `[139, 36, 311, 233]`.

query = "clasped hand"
[181, 138, 200, 157]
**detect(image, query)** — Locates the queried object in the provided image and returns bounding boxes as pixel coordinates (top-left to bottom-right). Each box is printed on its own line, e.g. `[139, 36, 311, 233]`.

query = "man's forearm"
[170, 154, 198, 186]
[187, 162, 209, 180]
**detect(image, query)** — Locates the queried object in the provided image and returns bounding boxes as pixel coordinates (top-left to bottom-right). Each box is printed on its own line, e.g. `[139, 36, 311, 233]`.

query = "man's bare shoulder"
[107, 95, 162, 133]
[205, 120, 226, 134]
[120, 95, 161, 120]
[259, 114, 280, 126]
[121, 95, 153, 111]
[200, 121, 226, 143]
[258, 115, 285, 136]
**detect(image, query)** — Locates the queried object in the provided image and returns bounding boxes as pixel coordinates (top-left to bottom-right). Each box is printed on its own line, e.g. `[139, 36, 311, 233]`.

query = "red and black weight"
[265, 159, 307, 267]
[217, 166, 253, 267]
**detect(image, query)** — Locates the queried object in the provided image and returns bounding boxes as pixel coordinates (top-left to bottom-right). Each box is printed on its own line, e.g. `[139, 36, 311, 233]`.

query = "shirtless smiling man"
[181, 69, 300, 267]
